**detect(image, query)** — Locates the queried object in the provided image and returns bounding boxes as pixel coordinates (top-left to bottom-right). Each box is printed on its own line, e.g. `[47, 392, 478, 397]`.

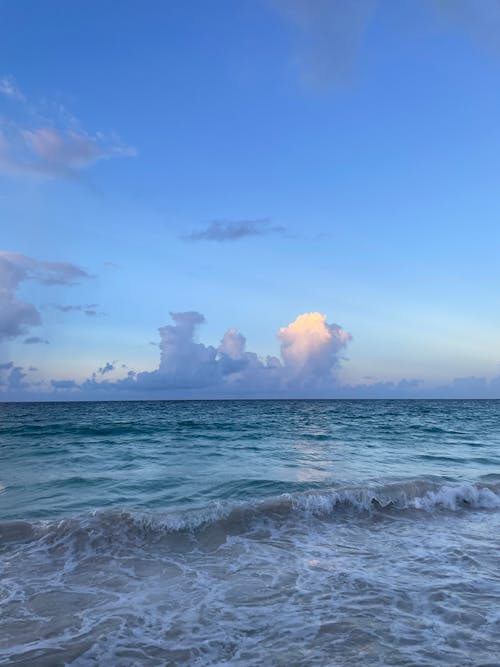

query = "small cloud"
[53, 303, 104, 317]
[182, 219, 287, 242]
[98, 361, 115, 375]
[55, 304, 82, 312]
[0, 75, 25, 101]
[23, 336, 49, 345]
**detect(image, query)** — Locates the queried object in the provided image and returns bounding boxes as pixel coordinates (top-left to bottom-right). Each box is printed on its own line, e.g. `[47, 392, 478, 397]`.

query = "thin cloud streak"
[23, 337, 49, 345]
[269, 0, 377, 87]
[182, 219, 287, 242]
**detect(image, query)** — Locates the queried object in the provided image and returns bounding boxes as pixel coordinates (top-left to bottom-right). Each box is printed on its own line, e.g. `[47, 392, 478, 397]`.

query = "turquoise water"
[1, 400, 500, 665]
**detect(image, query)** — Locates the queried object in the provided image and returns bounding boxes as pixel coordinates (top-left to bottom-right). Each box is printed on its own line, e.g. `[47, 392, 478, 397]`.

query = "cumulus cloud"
[182, 219, 287, 242]
[29, 310, 351, 398]
[0, 251, 91, 342]
[58, 310, 352, 397]
[23, 336, 49, 345]
[0, 362, 28, 391]
[0, 75, 135, 178]
[278, 312, 352, 386]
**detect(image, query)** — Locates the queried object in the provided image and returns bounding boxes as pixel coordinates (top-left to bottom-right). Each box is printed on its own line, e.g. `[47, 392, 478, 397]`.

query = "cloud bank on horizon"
[2, 250, 500, 400]
[56, 310, 353, 398]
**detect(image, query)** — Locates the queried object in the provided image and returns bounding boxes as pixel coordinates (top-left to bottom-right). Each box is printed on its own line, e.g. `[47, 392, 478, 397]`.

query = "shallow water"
[1, 400, 500, 665]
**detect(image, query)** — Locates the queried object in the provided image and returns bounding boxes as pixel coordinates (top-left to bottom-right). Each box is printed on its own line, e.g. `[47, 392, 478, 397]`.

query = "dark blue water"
[1, 400, 500, 665]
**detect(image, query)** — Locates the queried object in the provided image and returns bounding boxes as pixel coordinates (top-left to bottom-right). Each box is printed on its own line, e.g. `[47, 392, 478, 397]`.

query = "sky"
[1, 0, 500, 399]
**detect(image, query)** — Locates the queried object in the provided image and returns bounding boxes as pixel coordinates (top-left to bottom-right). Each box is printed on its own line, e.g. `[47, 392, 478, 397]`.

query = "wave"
[2, 479, 500, 549]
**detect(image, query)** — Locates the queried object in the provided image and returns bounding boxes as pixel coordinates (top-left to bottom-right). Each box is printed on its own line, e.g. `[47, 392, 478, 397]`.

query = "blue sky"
[1, 0, 500, 399]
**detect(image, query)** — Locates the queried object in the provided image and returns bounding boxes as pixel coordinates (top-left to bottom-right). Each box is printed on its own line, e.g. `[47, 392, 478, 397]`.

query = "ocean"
[1, 399, 500, 666]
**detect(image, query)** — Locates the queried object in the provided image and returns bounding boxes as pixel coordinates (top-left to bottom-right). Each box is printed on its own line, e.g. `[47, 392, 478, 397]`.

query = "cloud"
[51, 379, 78, 390]
[0, 75, 25, 101]
[0, 362, 28, 391]
[268, 1, 500, 89]
[182, 219, 287, 242]
[137, 311, 221, 389]
[0, 251, 91, 342]
[23, 336, 49, 345]
[53, 303, 103, 317]
[97, 361, 115, 375]
[278, 312, 352, 386]
[45, 310, 352, 397]
[0, 75, 136, 178]
[0, 125, 136, 178]
[431, 0, 500, 51]
[269, 0, 377, 87]
[5, 307, 500, 399]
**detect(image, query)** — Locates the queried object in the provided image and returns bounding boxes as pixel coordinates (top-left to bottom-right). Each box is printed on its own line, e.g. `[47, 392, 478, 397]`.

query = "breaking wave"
[2, 479, 500, 548]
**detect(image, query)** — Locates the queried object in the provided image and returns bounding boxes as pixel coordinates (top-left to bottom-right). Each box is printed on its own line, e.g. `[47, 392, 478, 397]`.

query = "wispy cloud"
[52, 303, 104, 317]
[182, 219, 287, 242]
[268, 0, 500, 89]
[0, 75, 136, 178]
[23, 336, 49, 345]
[0, 75, 25, 101]
[269, 0, 377, 87]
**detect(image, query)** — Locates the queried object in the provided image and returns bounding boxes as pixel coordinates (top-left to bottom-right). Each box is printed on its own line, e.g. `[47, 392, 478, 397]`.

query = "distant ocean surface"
[1, 400, 500, 666]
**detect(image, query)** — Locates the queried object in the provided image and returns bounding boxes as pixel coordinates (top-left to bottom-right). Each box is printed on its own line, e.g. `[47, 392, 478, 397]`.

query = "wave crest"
[1, 479, 499, 548]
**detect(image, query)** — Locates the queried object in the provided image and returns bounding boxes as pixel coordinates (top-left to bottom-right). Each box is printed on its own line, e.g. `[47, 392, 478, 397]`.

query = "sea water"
[1, 399, 500, 666]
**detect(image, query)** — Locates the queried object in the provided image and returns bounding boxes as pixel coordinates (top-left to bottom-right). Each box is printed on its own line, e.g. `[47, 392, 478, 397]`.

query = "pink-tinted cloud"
[0, 125, 136, 177]
[0, 75, 136, 178]
[278, 312, 352, 383]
